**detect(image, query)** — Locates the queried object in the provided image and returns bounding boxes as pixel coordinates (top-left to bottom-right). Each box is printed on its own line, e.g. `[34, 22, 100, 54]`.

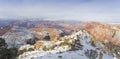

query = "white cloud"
[0, 0, 120, 22]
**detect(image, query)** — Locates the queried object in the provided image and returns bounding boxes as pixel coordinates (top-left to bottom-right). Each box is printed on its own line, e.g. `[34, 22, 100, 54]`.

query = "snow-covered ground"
[21, 50, 114, 59]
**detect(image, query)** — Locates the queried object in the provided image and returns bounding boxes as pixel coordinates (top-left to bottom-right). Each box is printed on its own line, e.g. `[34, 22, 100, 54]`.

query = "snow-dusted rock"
[18, 30, 116, 59]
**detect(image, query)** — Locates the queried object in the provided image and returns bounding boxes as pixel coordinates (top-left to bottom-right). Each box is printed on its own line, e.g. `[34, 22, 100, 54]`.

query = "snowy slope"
[18, 30, 117, 59]
[2, 26, 34, 48]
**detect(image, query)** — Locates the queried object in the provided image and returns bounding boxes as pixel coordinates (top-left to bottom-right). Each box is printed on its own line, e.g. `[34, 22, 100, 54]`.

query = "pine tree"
[0, 38, 18, 59]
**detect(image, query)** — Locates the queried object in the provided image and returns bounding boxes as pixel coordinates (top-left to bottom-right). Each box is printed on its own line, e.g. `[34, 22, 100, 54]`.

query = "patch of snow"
[19, 44, 34, 50]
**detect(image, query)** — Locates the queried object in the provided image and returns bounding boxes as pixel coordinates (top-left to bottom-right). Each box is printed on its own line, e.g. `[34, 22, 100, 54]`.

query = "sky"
[0, 0, 120, 22]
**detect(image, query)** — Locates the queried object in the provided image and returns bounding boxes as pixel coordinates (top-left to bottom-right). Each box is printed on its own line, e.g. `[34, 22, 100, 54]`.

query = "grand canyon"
[0, 19, 120, 59]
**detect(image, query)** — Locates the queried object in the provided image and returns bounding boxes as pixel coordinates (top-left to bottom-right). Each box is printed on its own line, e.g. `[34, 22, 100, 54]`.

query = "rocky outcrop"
[18, 30, 98, 59]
